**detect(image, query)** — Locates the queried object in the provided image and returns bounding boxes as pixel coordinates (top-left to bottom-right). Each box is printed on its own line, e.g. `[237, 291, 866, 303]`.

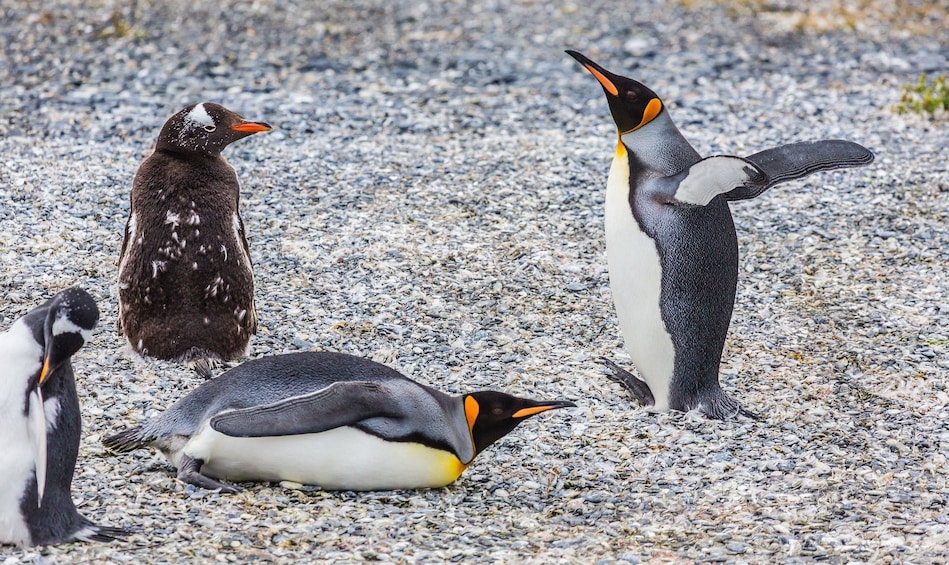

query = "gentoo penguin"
[566, 50, 874, 419]
[103, 351, 575, 492]
[0, 288, 127, 547]
[118, 102, 272, 375]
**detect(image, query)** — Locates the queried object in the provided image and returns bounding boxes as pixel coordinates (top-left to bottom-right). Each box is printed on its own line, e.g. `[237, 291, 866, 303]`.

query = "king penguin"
[0, 287, 127, 547]
[103, 351, 575, 492]
[118, 102, 272, 376]
[567, 50, 874, 419]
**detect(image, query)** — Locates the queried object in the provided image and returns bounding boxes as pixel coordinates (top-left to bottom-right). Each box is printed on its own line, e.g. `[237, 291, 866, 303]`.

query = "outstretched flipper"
[663, 156, 769, 206]
[599, 358, 655, 407]
[726, 139, 875, 201]
[210, 381, 394, 437]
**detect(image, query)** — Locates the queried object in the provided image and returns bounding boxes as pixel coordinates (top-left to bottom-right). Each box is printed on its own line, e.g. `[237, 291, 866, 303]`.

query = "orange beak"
[230, 121, 272, 133]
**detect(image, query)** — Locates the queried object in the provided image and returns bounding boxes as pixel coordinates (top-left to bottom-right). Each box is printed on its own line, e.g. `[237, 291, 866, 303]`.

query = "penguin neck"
[619, 111, 700, 177]
[154, 141, 223, 162]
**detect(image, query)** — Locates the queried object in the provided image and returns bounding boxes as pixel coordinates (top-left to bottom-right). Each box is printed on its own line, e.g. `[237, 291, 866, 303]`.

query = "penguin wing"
[726, 140, 875, 201]
[118, 214, 132, 267]
[209, 381, 397, 437]
[666, 156, 769, 206]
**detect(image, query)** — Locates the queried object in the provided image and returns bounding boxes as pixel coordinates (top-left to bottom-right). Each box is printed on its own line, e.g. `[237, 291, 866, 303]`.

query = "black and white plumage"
[567, 51, 874, 419]
[0, 287, 127, 547]
[117, 102, 272, 375]
[103, 351, 575, 492]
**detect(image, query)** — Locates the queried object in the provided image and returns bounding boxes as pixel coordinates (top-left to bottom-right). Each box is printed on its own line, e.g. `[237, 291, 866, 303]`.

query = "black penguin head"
[155, 102, 272, 156]
[463, 391, 575, 455]
[566, 50, 664, 134]
[33, 287, 99, 388]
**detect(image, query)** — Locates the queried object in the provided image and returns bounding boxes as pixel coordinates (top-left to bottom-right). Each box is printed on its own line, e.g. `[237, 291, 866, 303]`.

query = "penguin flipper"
[210, 381, 392, 438]
[727, 139, 875, 200]
[666, 156, 768, 206]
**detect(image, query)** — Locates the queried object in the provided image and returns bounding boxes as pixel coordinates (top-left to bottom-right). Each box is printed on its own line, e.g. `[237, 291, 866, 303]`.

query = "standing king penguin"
[567, 51, 874, 419]
[0, 288, 127, 547]
[103, 351, 575, 492]
[118, 102, 271, 375]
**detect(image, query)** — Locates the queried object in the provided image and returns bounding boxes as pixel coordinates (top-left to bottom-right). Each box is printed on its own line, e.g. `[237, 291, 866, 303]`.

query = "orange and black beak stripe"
[513, 400, 577, 419]
[231, 121, 273, 133]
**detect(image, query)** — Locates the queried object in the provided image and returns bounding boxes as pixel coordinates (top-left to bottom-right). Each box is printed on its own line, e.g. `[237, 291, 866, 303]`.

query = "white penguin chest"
[604, 144, 676, 409]
[0, 323, 40, 546]
[178, 424, 468, 490]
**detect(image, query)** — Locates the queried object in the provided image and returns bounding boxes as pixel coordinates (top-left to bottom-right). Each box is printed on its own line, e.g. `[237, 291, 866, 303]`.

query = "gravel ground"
[2, 0, 948, 563]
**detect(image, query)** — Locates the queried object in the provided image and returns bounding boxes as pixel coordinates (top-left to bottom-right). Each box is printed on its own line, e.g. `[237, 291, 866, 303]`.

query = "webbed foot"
[177, 454, 241, 493]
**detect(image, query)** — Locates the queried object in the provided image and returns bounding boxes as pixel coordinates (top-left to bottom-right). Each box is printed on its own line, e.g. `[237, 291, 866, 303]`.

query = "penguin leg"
[177, 454, 241, 493]
[599, 358, 655, 407]
[727, 139, 874, 201]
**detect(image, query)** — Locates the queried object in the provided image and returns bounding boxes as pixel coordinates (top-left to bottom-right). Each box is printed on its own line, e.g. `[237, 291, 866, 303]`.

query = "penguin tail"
[73, 520, 131, 543]
[102, 426, 152, 453]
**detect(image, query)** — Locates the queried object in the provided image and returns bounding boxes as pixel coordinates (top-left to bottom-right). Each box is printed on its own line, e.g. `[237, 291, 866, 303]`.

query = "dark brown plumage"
[118, 103, 271, 371]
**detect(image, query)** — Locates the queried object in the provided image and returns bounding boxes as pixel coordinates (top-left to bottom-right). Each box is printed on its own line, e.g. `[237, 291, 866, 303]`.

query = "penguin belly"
[0, 322, 40, 546]
[0, 418, 32, 546]
[604, 145, 676, 409]
[181, 425, 468, 490]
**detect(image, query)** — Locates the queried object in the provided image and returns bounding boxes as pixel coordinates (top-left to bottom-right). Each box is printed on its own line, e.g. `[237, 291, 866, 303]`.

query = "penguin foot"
[177, 455, 241, 494]
[186, 357, 225, 379]
[698, 390, 760, 421]
[599, 358, 655, 407]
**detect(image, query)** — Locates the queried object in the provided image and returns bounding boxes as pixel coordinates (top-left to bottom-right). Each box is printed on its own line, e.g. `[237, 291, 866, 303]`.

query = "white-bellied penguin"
[567, 50, 874, 419]
[103, 351, 575, 492]
[0, 287, 127, 547]
[117, 102, 272, 377]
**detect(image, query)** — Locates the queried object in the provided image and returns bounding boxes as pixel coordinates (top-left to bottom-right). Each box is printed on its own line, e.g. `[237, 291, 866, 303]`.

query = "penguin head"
[13, 288, 98, 507]
[463, 391, 575, 455]
[156, 102, 272, 156]
[34, 287, 99, 390]
[566, 50, 663, 135]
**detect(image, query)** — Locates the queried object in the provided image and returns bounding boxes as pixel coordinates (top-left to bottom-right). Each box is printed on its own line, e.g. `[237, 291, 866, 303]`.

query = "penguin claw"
[699, 391, 760, 421]
[187, 357, 224, 379]
[598, 357, 655, 407]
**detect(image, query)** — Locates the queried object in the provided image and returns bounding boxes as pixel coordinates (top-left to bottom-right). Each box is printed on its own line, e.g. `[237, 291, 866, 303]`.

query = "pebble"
[1, 0, 947, 563]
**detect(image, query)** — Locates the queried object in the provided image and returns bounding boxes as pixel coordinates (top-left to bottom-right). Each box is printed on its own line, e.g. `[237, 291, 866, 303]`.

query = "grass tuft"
[893, 73, 949, 119]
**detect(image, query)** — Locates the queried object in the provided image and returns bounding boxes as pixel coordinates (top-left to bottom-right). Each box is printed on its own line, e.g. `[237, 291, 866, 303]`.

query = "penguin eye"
[492, 407, 504, 416]
[203, 125, 216, 132]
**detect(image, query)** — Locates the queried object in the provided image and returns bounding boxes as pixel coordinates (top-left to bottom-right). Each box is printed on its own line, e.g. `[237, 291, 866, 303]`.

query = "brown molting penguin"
[118, 102, 271, 375]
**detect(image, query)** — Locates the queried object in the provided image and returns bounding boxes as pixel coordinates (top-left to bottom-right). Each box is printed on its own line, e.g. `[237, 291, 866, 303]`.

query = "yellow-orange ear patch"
[512, 405, 556, 419]
[638, 98, 662, 129]
[464, 396, 479, 432]
[585, 65, 618, 96]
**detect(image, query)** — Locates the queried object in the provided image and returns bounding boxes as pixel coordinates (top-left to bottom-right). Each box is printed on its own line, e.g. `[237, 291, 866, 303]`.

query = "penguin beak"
[566, 50, 619, 96]
[38, 356, 52, 385]
[512, 400, 577, 419]
[230, 121, 272, 134]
